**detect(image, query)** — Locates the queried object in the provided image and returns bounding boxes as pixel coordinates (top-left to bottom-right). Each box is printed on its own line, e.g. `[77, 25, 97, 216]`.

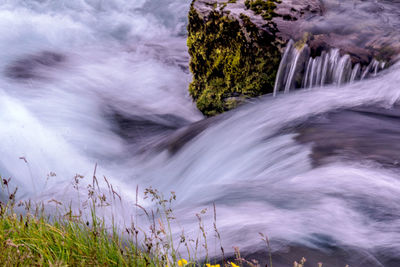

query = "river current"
[1, 1, 400, 266]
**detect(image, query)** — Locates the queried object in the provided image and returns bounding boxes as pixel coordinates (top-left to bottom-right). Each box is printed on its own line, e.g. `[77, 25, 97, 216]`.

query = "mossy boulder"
[188, 0, 400, 116]
[187, 0, 322, 116]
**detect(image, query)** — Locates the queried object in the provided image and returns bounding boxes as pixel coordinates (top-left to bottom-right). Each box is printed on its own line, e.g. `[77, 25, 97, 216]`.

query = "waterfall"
[273, 40, 386, 95]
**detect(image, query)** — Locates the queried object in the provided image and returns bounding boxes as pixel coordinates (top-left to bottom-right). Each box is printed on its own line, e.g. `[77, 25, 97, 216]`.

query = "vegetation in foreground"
[0, 174, 340, 267]
[0, 175, 249, 267]
[0, 178, 153, 266]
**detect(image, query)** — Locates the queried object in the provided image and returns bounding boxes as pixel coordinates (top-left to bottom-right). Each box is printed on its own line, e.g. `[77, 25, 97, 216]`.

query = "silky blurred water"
[1, 1, 400, 266]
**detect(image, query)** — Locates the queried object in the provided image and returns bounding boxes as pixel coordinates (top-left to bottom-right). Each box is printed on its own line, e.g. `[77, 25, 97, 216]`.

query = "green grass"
[0, 175, 167, 267]
[0, 203, 155, 266]
[0, 176, 340, 267]
[0, 177, 225, 267]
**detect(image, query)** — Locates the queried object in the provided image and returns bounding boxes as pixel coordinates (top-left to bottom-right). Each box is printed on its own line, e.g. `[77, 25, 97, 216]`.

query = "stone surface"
[188, 0, 400, 115]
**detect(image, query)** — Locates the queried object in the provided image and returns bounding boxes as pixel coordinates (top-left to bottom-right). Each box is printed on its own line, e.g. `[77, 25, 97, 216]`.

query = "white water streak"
[274, 41, 386, 94]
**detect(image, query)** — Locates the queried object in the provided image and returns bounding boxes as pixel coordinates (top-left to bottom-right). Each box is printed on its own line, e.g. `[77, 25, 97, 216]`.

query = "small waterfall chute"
[273, 40, 386, 95]
[273, 40, 310, 96]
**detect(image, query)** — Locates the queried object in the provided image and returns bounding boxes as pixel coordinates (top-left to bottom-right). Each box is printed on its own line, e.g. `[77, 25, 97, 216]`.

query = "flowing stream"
[1, 0, 400, 266]
[273, 40, 386, 95]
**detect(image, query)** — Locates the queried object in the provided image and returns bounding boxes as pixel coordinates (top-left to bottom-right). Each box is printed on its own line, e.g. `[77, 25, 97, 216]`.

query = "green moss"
[244, 0, 281, 20]
[220, 2, 227, 10]
[187, 5, 282, 116]
[294, 32, 311, 49]
[228, 0, 237, 3]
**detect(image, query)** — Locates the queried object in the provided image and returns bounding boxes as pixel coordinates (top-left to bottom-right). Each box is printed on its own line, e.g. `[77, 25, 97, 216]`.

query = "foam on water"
[0, 0, 201, 194]
[1, 0, 400, 265]
[127, 63, 400, 265]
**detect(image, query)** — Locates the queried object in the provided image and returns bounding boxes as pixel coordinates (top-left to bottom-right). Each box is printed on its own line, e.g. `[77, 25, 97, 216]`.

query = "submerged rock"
[5, 51, 65, 81]
[188, 0, 400, 115]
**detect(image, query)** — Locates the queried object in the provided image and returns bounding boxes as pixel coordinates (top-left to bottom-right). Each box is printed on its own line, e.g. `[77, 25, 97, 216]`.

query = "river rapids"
[1, 0, 400, 266]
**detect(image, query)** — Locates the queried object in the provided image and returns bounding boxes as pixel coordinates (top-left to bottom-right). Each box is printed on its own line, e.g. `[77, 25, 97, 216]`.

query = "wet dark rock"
[110, 111, 190, 147]
[294, 105, 400, 169]
[238, 243, 400, 267]
[5, 51, 65, 80]
[155, 115, 222, 154]
[108, 108, 221, 155]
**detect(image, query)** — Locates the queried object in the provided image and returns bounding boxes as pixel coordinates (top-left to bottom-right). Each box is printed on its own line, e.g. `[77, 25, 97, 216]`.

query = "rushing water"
[273, 40, 386, 95]
[1, 0, 400, 266]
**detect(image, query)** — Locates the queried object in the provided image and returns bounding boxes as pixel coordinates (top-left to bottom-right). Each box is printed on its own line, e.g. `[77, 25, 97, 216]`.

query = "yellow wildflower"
[178, 259, 188, 266]
[230, 263, 240, 267]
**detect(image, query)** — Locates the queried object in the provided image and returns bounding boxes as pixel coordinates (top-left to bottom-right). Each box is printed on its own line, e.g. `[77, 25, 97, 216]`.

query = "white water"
[273, 40, 385, 95]
[0, 0, 201, 194]
[1, 0, 400, 265]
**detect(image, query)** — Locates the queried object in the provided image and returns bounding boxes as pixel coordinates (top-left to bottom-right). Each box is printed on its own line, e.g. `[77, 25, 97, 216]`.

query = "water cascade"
[1, 1, 400, 266]
[273, 40, 386, 95]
